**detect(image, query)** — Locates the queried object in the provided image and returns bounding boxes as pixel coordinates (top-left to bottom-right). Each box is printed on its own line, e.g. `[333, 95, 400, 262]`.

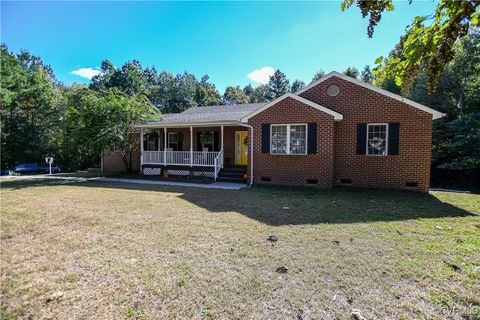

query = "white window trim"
[366, 123, 389, 156]
[270, 124, 308, 155]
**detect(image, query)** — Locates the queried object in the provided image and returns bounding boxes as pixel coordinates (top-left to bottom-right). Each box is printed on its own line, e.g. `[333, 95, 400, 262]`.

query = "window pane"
[271, 125, 287, 154]
[290, 125, 306, 154]
[367, 125, 387, 155]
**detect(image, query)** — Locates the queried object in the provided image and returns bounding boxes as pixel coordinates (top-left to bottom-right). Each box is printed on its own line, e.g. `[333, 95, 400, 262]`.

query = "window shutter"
[388, 122, 400, 155]
[261, 124, 270, 153]
[213, 131, 220, 151]
[307, 122, 317, 154]
[356, 123, 367, 155]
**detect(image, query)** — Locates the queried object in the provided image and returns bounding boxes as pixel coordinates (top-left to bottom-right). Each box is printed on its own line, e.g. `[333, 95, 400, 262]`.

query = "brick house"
[103, 72, 444, 192]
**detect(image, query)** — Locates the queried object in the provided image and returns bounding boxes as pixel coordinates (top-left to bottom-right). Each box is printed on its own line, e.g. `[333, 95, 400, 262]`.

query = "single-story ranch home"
[103, 71, 445, 192]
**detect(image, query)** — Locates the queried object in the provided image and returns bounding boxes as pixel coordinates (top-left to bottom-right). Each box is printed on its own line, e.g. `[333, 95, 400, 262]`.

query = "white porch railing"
[142, 150, 222, 167]
[214, 148, 224, 181]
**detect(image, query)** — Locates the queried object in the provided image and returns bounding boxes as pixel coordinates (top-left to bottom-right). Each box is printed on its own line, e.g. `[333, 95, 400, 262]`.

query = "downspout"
[239, 123, 254, 187]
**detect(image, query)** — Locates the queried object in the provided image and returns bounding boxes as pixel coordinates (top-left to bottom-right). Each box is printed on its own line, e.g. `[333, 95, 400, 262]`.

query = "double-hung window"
[271, 124, 307, 155]
[367, 124, 388, 156]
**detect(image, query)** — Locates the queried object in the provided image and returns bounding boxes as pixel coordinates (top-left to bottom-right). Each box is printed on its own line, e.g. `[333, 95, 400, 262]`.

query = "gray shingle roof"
[140, 103, 266, 127]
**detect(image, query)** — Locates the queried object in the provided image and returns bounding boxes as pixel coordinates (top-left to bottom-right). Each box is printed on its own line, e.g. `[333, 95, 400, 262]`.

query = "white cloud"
[70, 67, 101, 80]
[247, 66, 275, 84]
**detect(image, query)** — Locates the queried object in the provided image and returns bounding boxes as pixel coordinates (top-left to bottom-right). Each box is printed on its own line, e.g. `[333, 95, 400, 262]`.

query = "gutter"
[239, 123, 254, 188]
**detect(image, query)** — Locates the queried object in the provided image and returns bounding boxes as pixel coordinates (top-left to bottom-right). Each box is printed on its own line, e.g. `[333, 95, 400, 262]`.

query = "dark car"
[0, 163, 61, 175]
[40, 166, 61, 174]
[10, 163, 39, 174]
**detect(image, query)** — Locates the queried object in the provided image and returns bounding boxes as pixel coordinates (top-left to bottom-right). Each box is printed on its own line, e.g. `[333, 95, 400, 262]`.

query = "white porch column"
[140, 128, 144, 170]
[221, 125, 224, 151]
[190, 126, 193, 167]
[163, 127, 167, 165]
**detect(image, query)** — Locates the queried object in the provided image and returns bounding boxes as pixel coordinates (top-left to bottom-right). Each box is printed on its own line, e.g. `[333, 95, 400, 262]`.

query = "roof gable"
[296, 71, 445, 120]
[241, 93, 343, 122]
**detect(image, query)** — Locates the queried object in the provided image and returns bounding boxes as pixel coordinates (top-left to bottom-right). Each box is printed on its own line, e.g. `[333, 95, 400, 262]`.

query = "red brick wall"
[103, 133, 140, 172]
[298, 76, 432, 192]
[249, 97, 335, 187]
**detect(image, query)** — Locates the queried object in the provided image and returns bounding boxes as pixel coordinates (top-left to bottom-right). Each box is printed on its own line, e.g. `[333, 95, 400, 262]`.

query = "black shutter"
[307, 122, 317, 154]
[197, 132, 202, 151]
[356, 123, 367, 155]
[213, 131, 219, 151]
[261, 124, 270, 153]
[388, 122, 400, 155]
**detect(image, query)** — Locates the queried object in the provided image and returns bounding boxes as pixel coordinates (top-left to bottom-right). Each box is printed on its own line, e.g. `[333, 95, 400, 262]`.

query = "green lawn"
[1, 178, 479, 319]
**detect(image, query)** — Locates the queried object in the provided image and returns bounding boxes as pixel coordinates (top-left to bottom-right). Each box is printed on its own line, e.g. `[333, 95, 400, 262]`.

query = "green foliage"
[267, 69, 290, 99]
[64, 88, 158, 170]
[0, 45, 62, 168]
[222, 85, 249, 105]
[196, 75, 222, 106]
[311, 70, 325, 82]
[290, 79, 305, 93]
[360, 65, 373, 84]
[344, 0, 480, 94]
[341, 0, 394, 38]
[343, 67, 359, 79]
[377, 32, 480, 179]
[247, 84, 270, 103]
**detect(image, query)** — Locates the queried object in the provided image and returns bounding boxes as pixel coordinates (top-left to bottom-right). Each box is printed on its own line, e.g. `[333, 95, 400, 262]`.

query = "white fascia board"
[241, 93, 343, 122]
[296, 71, 445, 120]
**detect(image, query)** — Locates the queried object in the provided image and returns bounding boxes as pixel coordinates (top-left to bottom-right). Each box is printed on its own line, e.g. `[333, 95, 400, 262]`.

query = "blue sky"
[2, 1, 437, 92]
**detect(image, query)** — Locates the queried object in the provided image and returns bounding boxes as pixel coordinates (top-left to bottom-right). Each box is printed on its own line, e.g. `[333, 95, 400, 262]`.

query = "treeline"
[87, 59, 373, 110]
[1, 31, 478, 189]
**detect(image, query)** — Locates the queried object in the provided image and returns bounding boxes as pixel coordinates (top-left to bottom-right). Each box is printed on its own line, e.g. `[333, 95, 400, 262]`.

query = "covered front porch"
[139, 124, 249, 181]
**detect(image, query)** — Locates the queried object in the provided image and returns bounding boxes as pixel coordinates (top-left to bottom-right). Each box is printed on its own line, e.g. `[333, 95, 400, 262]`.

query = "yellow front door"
[235, 131, 248, 165]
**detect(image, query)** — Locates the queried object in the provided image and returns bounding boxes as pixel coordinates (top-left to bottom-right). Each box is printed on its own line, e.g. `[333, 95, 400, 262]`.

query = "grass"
[1, 178, 479, 319]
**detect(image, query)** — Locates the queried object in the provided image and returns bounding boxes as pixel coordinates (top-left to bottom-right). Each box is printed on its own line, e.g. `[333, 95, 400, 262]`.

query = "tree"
[267, 69, 290, 99]
[144, 66, 159, 86]
[222, 86, 249, 105]
[312, 70, 325, 82]
[342, 0, 480, 93]
[249, 85, 270, 103]
[112, 60, 148, 96]
[377, 32, 480, 187]
[360, 65, 373, 83]
[90, 59, 115, 90]
[243, 84, 254, 101]
[0, 45, 62, 168]
[64, 88, 158, 171]
[195, 75, 221, 106]
[168, 72, 198, 113]
[343, 67, 359, 79]
[290, 79, 306, 93]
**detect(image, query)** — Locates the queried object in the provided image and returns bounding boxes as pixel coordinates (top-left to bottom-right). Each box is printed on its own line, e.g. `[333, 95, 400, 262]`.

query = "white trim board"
[241, 93, 343, 122]
[296, 71, 445, 120]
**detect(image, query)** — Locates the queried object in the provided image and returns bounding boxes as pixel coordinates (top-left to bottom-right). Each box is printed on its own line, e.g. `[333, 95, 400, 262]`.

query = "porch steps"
[217, 166, 247, 183]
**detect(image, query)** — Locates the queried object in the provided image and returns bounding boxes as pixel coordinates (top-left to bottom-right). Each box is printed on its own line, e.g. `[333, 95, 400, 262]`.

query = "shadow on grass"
[1, 178, 474, 225]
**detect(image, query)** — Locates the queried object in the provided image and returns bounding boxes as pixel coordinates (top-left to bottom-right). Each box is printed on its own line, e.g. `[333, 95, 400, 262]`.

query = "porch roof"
[137, 103, 266, 128]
